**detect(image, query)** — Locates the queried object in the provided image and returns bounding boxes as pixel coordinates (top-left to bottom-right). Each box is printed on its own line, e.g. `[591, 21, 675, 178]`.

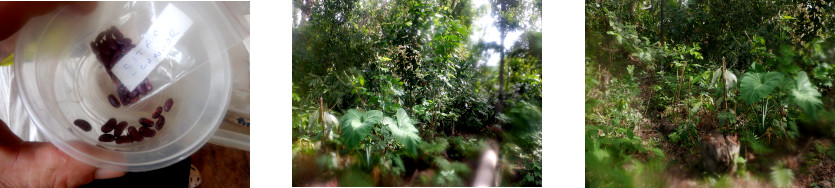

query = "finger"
[94, 168, 125, 179]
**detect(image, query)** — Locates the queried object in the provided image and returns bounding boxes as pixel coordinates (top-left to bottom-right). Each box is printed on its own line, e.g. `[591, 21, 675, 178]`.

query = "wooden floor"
[189, 144, 250, 188]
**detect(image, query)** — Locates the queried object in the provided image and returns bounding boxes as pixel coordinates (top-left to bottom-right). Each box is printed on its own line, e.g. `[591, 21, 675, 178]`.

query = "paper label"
[112, 4, 193, 90]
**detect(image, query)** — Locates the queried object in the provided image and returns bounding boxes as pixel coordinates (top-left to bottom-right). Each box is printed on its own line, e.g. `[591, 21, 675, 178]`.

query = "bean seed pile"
[90, 26, 153, 106]
[83, 26, 176, 144]
[73, 98, 174, 144]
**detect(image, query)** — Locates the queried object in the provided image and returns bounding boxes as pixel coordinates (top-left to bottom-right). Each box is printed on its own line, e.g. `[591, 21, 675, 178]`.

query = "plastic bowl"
[13, 2, 232, 172]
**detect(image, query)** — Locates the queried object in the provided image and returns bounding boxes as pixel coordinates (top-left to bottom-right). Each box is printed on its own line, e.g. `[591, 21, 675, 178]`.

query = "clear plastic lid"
[14, 1, 242, 172]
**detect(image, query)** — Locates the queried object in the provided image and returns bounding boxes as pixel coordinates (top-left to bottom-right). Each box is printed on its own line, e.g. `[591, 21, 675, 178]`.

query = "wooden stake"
[320, 97, 325, 139]
[722, 57, 728, 110]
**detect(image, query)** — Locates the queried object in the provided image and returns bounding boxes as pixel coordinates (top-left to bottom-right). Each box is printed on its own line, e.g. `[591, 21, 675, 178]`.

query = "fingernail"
[94, 168, 125, 179]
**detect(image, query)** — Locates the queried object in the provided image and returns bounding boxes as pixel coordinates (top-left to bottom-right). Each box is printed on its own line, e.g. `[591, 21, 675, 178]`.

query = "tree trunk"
[659, 0, 664, 42]
[496, 28, 507, 118]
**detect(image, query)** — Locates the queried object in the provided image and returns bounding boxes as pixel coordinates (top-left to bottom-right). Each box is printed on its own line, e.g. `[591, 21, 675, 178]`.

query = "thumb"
[95, 168, 125, 179]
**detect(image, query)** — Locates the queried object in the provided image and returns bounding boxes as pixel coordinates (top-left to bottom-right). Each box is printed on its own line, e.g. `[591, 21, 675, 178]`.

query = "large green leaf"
[739, 72, 784, 104]
[789, 72, 822, 118]
[382, 108, 422, 156]
[340, 109, 383, 150]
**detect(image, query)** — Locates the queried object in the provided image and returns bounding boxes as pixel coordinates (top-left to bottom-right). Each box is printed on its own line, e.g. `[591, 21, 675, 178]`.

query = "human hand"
[0, 2, 97, 41]
[0, 119, 124, 188]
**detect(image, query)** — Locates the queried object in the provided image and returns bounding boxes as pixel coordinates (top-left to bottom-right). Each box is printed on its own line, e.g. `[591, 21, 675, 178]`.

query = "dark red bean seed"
[96, 32, 105, 42]
[138, 79, 152, 94]
[155, 115, 165, 130]
[164, 98, 173, 112]
[111, 26, 123, 38]
[98, 134, 115, 142]
[139, 127, 156, 137]
[115, 136, 132, 144]
[101, 118, 117, 133]
[102, 48, 113, 56]
[135, 85, 147, 95]
[128, 126, 143, 142]
[139, 118, 154, 127]
[118, 88, 129, 104]
[144, 82, 153, 92]
[107, 40, 119, 50]
[114, 121, 128, 136]
[152, 106, 162, 119]
[106, 30, 116, 40]
[115, 38, 130, 45]
[73, 119, 92, 132]
[129, 97, 139, 104]
[127, 89, 138, 99]
[107, 94, 121, 108]
[110, 54, 121, 65]
[119, 94, 129, 104]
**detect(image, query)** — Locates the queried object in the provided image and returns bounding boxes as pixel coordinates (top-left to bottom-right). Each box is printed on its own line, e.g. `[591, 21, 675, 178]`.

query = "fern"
[422, 137, 450, 155]
[381, 108, 422, 156]
[340, 109, 384, 150]
[742, 135, 772, 154]
[769, 163, 794, 188]
[648, 148, 665, 158]
[828, 144, 835, 160]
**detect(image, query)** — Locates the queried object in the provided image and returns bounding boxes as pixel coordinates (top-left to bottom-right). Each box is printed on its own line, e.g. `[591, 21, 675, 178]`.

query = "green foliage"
[381, 108, 422, 156]
[586, 0, 835, 187]
[668, 122, 698, 149]
[520, 162, 542, 186]
[739, 72, 785, 104]
[292, 138, 317, 158]
[316, 153, 338, 172]
[734, 155, 748, 177]
[741, 134, 773, 155]
[432, 158, 472, 186]
[769, 162, 795, 188]
[829, 144, 835, 160]
[788, 72, 823, 118]
[292, 0, 540, 186]
[706, 175, 735, 188]
[503, 100, 542, 137]
[381, 153, 407, 177]
[586, 125, 667, 188]
[340, 109, 384, 150]
[448, 136, 483, 160]
[340, 168, 375, 187]
[421, 137, 450, 156]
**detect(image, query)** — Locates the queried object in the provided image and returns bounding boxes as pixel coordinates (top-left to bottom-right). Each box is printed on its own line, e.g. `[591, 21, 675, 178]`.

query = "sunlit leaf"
[739, 72, 783, 104]
[382, 108, 422, 156]
[710, 68, 737, 90]
[341, 109, 384, 150]
[788, 72, 822, 118]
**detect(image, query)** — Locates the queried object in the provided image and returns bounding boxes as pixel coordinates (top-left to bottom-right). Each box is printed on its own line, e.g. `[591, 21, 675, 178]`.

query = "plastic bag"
[87, 2, 246, 107]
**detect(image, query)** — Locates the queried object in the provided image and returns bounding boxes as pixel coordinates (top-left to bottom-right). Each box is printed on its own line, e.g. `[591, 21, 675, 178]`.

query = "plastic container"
[13, 2, 241, 172]
[207, 1, 251, 151]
